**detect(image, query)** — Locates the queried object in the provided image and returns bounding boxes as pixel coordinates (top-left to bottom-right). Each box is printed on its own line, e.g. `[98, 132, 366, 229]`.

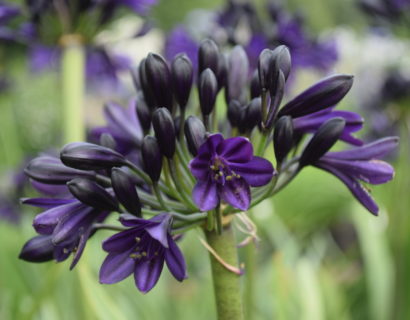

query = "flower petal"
[22, 197, 76, 209]
[145, 214, 172, 248]
[220, 178, 250, 211]
[319, 158, 394, 185]
[229, 156, 274, 187]
[165, 235, 187, 281]
[326, 137, 399, 160]
[33, 202, 83, 235]
[192, 180, 219, 211]
[102, 228, 140, 252]
[99, 251, 135, 284]
[315, 162, 379, 215]
[189, 157, 210, 180]
[217, 137, 253, 163]
[51, 206, 94, 245]
[134, 256, 165, 293]
[197, 133, 223, 156]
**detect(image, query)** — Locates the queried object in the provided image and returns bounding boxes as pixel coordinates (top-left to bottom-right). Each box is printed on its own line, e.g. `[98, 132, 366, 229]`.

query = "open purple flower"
[314, 137, 398, 215]
[99, 213, 186, 293]
[189, 134, 274, 211]
[21, 196, 109, 269]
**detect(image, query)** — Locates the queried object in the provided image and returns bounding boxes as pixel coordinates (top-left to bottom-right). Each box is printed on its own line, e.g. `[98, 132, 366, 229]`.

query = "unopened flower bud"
[138, 59, 156, 109]
[271, 45, 291, 81]
[25, 156, 95, 184]
[250, 70, 261, 99]
[152, 108, 176, 158]
[226, 45, 249, 104]
[278, 74, 354, 118]
[265, 70, 285, 129]
[111, 168, 141, 217]
[273, 116, 294, 164]
[100, 133, 116, 150]
[60, 142, 126, 170]
[136, 96, 152, 134]
[184, 116, 206, 156]
[19, 235, 54, 263]
[171, 54, 193, 109]
[198, 68, 218, 117]
[67, 178, 119, 211]
[258, 49, 275, 91]
[145, 53, 173, 110]
[299, 118, 346, 167]
[244, 98, 262, 132]
[141, 136, 162, 182]
[227, 100, 242, 128]
[198, 39, 220, 75]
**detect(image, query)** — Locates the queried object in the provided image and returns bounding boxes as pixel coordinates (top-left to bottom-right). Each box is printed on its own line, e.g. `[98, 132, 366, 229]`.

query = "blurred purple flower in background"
[165, 0, 338, 74]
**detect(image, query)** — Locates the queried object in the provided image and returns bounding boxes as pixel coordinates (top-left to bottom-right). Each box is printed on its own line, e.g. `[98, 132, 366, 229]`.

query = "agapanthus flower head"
[99, 213, 186, 293]
[190, 134, 274, 211]
[18, 38, 398, 297]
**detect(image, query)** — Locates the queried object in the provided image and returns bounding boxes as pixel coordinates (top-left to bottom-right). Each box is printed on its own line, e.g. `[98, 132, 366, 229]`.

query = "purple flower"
[89, 100, 143, 155]
[314, 137, 398, 215]
[99, 213, 186, 293]
[22, 196, 109, 268]
[0, 2, 20, 24]
[189, 134, 274, 211]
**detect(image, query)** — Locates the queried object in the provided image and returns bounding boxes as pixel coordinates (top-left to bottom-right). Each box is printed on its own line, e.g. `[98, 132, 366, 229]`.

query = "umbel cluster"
[19, 39, 397, 293]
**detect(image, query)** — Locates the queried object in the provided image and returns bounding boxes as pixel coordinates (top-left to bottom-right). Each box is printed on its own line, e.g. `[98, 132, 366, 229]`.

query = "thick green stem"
[61, 35, 85, 143]
[205, 225, 244, 320]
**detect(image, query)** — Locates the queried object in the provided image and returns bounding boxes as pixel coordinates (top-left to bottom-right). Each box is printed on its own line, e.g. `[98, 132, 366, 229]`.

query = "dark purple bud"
[174, 116, 181, 140]
[171, 54, 193, 109]
[265, 70, 285, 129]
[141, 136, 162, 182]
[25, 156, 95, 184]
[273, 116, 294, 164]
[250, 70, 261, 99]
[244, 98, 262, 132]
[198, 68, 218, 117]
[100, 133, 117, 150]
[258, 49, 275, 90]
[216, 53, 228, 91]
[278, 75, 354, 118]
[111, 168, 141, 217]
[299, 118, 346, 167]
[136, 96, 151, 133]
[60, 142, 126, 170]
[226, 45, 249, 103]
[19, 235, 54, 263]
[145, 53, 173, 110]
[152, 108, 176, 158]
[198, 39, 220, 75]
[227, 100, 242, 128]
[271, 45, 291, 81]
[138, 59, 156, 109]
[67, 178, 119, 211]
[184, 116, 206, 156]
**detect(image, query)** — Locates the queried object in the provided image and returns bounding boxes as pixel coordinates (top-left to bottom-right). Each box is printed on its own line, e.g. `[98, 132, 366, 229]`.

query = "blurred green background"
[1, 0, 409, 319]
